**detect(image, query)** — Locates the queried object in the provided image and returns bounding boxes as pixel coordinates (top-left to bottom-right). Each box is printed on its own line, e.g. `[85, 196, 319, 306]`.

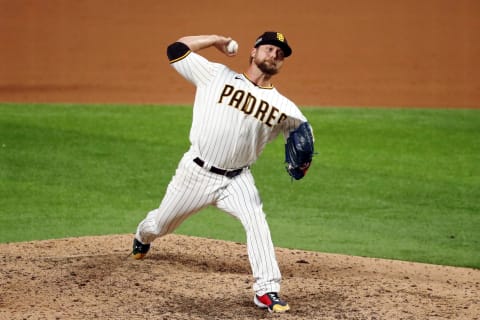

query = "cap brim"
[256, 40, 292, 57]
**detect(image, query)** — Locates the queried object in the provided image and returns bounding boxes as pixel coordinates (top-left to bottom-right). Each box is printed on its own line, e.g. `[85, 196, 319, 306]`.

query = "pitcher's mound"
[1, 234, 478, 319]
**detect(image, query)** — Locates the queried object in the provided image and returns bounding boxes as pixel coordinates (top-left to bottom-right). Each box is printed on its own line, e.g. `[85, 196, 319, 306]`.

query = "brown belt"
[193, 157, 244, 179]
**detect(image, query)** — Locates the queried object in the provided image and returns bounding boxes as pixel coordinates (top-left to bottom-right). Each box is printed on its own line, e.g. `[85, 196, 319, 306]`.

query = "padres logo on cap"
[276, 33, 285, 42]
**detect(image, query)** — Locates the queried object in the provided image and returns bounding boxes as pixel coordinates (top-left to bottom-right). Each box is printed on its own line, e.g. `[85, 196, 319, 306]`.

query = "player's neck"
[244, 68, 273, 88]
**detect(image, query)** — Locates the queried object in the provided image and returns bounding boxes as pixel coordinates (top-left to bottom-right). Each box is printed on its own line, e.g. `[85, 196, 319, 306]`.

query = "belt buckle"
[225, 168, 242, 178]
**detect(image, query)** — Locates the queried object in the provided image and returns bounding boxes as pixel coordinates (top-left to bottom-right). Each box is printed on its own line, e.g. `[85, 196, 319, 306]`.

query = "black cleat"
[131, 238, 150, 260]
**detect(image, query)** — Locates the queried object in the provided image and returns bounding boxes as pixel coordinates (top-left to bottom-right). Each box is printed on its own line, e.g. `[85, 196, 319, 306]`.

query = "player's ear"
[249, 48, 256, 64]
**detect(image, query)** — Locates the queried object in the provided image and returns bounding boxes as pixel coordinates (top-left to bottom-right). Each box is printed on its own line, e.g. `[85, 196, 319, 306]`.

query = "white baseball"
[226, 40, 238, 54]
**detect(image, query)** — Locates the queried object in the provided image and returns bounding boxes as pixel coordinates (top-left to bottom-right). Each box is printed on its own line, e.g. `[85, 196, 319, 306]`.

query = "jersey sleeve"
[166, 41, 220, 87]
[278, 102, 311, 142]
[264, 100, 308, 144]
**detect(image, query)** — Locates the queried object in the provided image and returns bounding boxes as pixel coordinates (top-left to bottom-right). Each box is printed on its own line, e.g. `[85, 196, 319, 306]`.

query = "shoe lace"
[267, 292, 280, 303]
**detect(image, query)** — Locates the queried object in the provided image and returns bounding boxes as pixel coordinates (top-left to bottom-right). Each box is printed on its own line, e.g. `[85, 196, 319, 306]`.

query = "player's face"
[252, 45, 285, 75]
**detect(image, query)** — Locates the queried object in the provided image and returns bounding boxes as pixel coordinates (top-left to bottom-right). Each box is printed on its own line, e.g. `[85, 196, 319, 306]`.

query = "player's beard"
[256, 59, 279, 76]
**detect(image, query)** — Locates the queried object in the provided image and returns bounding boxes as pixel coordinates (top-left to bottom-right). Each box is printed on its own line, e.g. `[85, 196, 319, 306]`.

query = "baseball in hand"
[226, 40, 238, 54]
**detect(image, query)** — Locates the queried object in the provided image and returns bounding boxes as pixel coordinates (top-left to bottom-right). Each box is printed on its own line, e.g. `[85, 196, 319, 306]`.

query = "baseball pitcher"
[131, 31, 314, 313]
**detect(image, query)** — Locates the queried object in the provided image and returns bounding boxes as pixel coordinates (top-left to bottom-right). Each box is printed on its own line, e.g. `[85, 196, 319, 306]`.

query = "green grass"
[1, 103, 479, 269]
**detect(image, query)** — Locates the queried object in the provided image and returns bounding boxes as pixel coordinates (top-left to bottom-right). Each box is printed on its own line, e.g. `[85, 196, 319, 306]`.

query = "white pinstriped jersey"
[171, 51, 307, 170]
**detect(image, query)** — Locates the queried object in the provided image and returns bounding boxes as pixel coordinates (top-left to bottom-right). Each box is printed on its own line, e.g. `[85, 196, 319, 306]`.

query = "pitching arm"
[176, 35, 235, 56]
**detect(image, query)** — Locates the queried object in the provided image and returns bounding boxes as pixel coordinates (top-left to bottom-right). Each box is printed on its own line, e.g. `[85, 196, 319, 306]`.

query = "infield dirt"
[1, 0, 479, 108]
[1, 234, 479, 319]
[1, 1, 479, 319]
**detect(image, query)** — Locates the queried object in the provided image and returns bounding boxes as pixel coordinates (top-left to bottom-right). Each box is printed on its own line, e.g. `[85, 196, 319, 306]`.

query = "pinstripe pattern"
[172, 52, 307, 169]
[135, 47, 308, 296]
[216, 171, 281, 293]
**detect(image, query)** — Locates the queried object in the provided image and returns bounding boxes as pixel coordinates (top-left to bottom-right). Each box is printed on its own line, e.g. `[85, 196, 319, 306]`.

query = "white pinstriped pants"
[135, 150, 282, 295]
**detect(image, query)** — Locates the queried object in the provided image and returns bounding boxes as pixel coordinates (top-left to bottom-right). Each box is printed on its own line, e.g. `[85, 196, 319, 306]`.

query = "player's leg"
[134, 154, 217, 252]
[216, 170, 282, 295]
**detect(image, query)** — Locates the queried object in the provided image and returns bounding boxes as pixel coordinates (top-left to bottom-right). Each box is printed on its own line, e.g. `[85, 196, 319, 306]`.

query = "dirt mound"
[1, 234, 478, 319]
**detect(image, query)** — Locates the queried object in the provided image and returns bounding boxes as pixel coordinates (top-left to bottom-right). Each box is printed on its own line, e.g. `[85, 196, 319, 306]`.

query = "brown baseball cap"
[254, 31, 292, 57]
